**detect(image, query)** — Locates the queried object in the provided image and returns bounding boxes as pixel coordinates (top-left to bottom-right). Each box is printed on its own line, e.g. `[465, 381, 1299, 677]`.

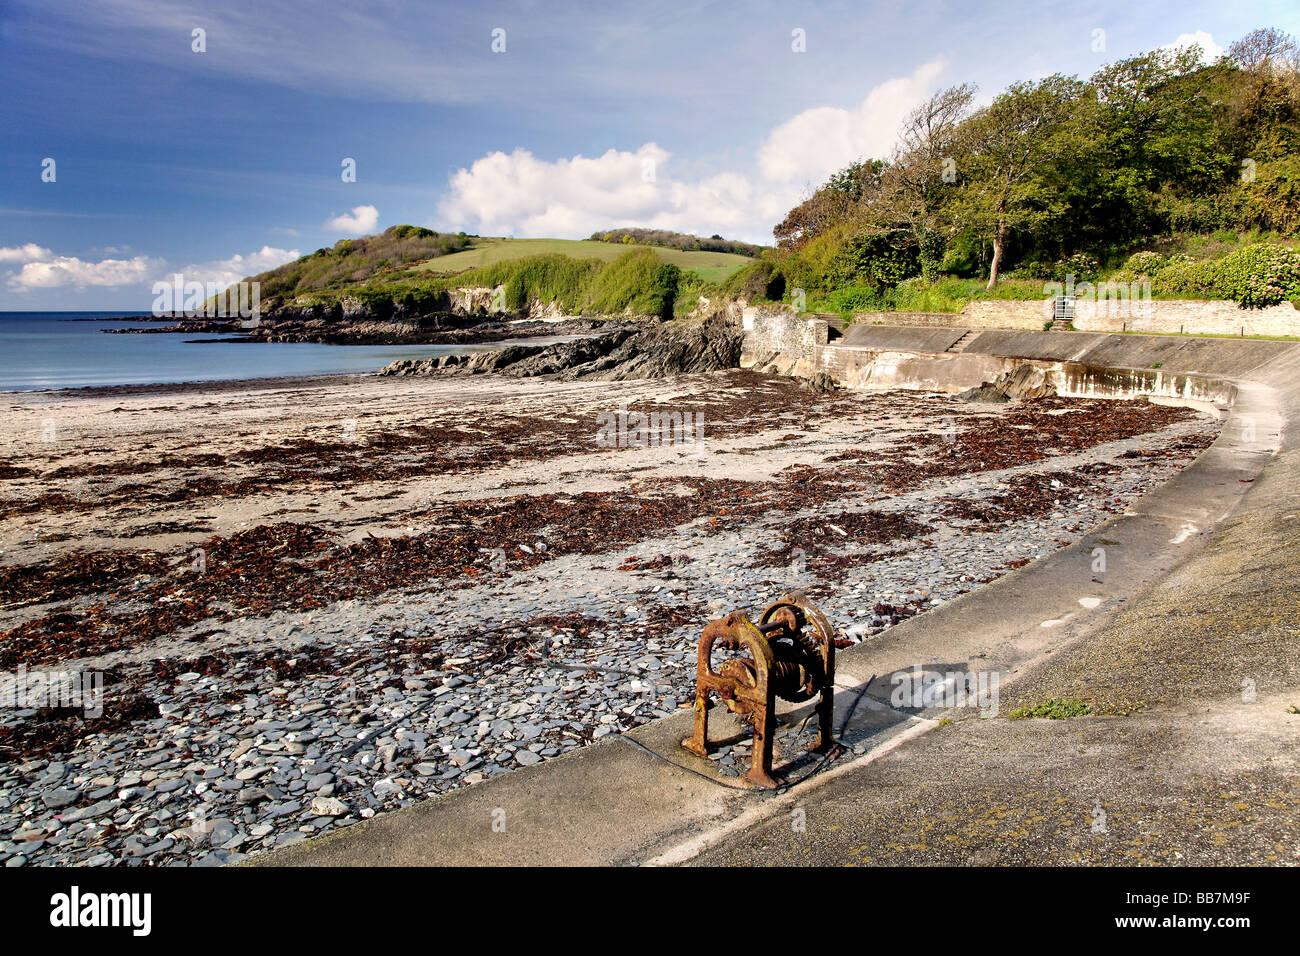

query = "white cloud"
[1163, 31, 1223, 63]
[0, 243, 52, 263]
[757, 58, 946, 184]
[3, 244, 299, 292]
[325, 205, 379, 235]
[7, 253, 163, 291]
[176, 246, 301, 289]
[437, 145, 796, 243]
[436, 60, 947, 244]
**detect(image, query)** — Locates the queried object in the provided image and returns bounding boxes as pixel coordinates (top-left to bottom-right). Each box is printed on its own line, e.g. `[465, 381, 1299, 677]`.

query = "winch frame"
[682, 590, 839, 788]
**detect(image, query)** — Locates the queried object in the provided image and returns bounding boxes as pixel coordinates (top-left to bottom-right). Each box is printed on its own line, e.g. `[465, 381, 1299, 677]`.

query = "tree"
[881, 84, 977, 281]
[1229, 27, 1300, 74]
[957, 76, 1083, 288]
[1090, 45, 1233, 227]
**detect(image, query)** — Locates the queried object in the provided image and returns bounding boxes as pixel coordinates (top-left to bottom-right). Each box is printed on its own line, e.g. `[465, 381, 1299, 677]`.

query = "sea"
[0, 312, 575, 391]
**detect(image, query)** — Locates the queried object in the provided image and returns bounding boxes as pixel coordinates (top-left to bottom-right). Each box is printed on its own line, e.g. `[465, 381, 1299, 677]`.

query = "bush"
[722, 260, 786, 301]
[1243, 156, 1300, 235]
[1052, 252, 1100, 281]
[820, 285, 889, 313]
[1217, 243, 1300, 307]
[1154, 242, 1300, 307]
[832, 229, 919, 290]
[1124, 251, 1167, 275]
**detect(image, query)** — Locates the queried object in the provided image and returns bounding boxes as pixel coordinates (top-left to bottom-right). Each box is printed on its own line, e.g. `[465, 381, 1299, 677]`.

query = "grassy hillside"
[417, 237, 753, 284]
[264, 247, 708, 322]
[250, 225, 472, 298]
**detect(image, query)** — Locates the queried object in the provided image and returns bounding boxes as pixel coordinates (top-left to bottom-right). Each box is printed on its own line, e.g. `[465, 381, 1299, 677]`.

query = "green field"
[417, 237, 754, 284]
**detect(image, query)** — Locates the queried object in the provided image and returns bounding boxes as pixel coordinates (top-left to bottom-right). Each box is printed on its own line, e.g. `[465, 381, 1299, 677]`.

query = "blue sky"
[1, 0, 1295, 310]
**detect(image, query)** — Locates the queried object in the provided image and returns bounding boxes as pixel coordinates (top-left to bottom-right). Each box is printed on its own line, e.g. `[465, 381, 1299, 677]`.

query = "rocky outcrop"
[109, 315, 615, 346]
[958, 364, 1057, 402]
[379, 315, 744, 381]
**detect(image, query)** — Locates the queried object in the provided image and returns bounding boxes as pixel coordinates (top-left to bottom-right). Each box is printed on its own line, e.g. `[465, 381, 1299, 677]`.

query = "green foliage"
[1243, 156, 1300, 233]
[251, 225, 473, 300]
[1008, 699, 1093, 719]
[296, 249, 696, 320]
[765, 25, 1300, 306]
[1153, 242, 1300, 306]
[834, 229, 920, 289]
[587, 227, 763, 257]
[721, 259, 786, 301]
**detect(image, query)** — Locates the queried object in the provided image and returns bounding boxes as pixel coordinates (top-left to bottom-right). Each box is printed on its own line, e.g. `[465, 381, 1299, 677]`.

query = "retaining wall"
[848, 297, 1300, 337]
[741, 306, 1297, 406]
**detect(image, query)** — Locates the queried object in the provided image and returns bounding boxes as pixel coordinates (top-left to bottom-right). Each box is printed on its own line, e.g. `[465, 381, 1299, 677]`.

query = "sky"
[1, 0, 1296, 310]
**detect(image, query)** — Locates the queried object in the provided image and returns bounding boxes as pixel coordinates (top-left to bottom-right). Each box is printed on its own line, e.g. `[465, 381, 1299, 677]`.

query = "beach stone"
[40, 789, 79, 810]
[310, 796, 347, 817]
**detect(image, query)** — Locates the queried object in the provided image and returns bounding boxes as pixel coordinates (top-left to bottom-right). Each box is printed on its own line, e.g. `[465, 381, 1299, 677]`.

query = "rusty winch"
[682, 591, 840, 788]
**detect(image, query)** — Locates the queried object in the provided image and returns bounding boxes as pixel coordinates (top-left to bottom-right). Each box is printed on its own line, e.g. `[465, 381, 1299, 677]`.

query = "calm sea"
[0, 312, 574, 391]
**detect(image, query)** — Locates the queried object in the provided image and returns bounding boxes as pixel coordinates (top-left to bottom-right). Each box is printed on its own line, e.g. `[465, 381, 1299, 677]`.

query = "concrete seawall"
[258, 326, 1300, 867]
[746, 312, 1295, 407]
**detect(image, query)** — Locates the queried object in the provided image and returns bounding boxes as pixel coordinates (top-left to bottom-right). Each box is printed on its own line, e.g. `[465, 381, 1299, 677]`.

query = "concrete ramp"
[958, 329, 1292, 378]
[840, 325, 968, 352]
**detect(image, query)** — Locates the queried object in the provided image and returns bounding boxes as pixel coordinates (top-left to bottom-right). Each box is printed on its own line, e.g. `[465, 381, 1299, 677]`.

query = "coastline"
[5, 371, 370, 400]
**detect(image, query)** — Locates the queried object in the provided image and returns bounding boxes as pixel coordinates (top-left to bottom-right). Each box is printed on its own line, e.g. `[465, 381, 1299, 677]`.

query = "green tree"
[881, 84, 977, 281]
[957, 75, 1083, 288]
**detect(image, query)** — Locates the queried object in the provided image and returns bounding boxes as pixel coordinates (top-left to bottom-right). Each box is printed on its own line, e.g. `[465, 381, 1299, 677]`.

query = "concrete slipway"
[258, 330, 1300, 867]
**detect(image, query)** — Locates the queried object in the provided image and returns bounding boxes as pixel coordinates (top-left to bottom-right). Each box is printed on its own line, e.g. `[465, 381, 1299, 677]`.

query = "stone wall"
[850, 310, 972, 329]
[741, 306, 829, 374]
[1071, 298, 1300, 337]
[959, 301, 1053, 329]
[847, 298, 1300, 337]
[945, 297, 1300, 337]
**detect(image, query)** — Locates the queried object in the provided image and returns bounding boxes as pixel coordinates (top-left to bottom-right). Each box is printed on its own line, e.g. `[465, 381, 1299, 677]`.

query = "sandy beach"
[0, 370, 1219, 865]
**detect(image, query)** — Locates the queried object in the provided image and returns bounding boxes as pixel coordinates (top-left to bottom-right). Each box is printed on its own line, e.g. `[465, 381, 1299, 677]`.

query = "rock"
[801, 371, 837, 393]
[957, 383, 1012, 403]
[59, 799, 117, 823]
[40, 789, 80, 810]
[515, 751, 542, 767]
[379, 315, 743, 382]
[310, 796, 348, 817]
[960, 364, 1057, 402]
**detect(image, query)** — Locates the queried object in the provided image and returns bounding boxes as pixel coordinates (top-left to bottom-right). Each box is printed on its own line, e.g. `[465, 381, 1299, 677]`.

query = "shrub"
[1124, 251, 1167, 275]
[1052, 252, 1100, 281]
[1154, 242, 1300, 307]
[722, 260, 786, 301]
[1217, 243, 1300, 307]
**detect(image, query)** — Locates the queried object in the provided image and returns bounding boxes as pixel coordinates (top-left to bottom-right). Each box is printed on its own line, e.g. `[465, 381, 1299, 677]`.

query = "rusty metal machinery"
[682, 590, 840, 788]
